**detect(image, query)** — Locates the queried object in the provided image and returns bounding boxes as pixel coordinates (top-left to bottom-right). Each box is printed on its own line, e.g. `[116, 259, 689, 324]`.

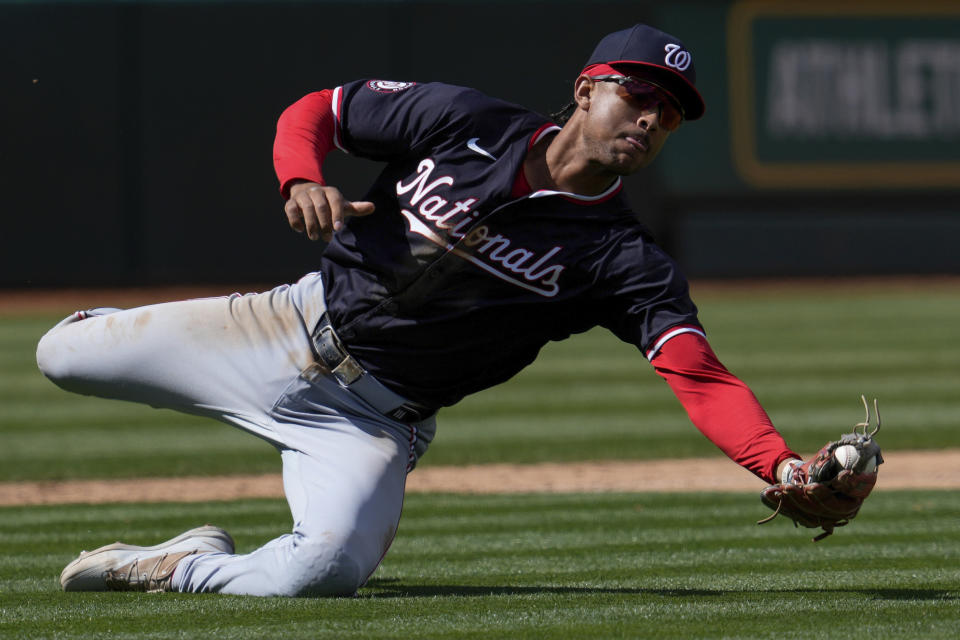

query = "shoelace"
[104, 552, 175, 592]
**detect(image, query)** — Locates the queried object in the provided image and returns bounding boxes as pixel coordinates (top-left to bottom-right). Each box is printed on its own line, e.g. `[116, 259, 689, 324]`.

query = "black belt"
[309, 314, 436, 424]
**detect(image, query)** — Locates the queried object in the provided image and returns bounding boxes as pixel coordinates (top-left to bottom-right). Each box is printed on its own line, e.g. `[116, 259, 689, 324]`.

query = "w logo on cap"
[664, 43, 692, 71]
[584, 24, 705, 120]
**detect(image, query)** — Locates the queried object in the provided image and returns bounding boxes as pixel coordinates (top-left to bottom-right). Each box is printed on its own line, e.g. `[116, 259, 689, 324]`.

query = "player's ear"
[574, 75, 595, 109]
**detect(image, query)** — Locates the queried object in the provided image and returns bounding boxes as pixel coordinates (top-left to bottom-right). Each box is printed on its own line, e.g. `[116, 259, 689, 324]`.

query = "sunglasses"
[592, 75, 684, 131]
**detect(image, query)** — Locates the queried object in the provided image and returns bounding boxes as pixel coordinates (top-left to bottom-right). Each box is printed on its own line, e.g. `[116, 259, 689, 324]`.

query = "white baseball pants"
[35, 272, 436, 596]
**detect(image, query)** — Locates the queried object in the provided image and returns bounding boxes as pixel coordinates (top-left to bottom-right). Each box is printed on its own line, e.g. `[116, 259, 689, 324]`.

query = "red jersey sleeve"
[651, 331, 800, 484]
[273, 89, 338, 199]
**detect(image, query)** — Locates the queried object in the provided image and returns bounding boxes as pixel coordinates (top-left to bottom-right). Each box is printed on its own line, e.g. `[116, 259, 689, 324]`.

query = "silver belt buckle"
[331, 354, 365, 386]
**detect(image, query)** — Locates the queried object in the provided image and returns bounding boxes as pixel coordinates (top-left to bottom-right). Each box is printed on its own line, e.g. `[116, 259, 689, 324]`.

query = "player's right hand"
[284, 181, 376, 242]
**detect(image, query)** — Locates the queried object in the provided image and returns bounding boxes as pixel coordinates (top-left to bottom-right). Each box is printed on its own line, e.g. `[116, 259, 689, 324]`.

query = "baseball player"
[37, 24, 868, 597]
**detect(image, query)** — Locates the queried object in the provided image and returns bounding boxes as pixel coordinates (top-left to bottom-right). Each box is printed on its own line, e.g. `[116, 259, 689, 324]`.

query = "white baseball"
[835, 444, 877, 473]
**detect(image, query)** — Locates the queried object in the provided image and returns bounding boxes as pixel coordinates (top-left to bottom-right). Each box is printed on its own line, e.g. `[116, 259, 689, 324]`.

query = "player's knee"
[280, 536, 364, 597]
[36, 310, 109, 388]
[36, 328, 73, 386]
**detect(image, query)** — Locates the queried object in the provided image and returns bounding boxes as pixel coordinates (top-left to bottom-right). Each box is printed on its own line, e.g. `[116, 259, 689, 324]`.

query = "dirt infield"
[0, 285, 270, 314]
[1, 450, 958, 506]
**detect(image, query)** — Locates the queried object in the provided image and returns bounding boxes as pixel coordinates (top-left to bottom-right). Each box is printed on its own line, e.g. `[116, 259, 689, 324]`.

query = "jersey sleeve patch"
[365, 80, 417, 93]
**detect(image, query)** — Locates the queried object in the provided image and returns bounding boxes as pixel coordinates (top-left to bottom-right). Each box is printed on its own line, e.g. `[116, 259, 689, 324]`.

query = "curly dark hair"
[550, 101, 577, 126]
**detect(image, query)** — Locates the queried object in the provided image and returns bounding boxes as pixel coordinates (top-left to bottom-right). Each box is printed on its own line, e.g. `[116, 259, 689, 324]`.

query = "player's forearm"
[674, 377, 797, 484]
[651, 332, 800, 484]
[273, 89, 337, 199]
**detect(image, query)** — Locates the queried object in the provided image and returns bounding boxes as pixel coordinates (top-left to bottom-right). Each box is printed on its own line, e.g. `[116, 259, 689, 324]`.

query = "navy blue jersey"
[320, 79, 700, 408]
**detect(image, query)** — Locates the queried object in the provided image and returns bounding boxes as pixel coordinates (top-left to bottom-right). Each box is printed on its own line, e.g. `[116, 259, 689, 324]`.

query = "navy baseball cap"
[583, 24, 705, 120]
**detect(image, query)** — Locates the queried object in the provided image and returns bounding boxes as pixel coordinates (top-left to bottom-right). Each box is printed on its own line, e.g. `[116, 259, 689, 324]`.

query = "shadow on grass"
[363, 580, 956, 601]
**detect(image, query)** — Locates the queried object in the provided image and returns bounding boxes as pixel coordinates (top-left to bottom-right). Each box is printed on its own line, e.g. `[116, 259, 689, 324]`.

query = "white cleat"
[60, 524, 234, 592]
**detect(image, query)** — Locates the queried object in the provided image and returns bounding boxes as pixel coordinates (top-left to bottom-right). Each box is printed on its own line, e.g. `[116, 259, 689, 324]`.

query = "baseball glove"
[758, 396, 884, 542]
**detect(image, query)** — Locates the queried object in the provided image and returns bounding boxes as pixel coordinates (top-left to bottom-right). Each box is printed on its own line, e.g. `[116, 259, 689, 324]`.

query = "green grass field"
[1, 281, 959, 638]
[2, 281, 959, 481]
[1, 492, 958, 639]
